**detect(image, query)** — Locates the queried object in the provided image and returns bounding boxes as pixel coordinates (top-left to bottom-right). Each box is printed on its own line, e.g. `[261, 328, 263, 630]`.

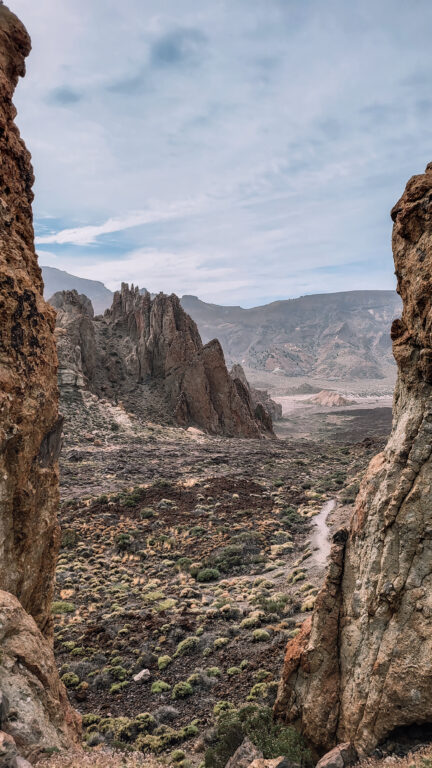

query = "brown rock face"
[0, 2, 60, 638]
[275, 163, 432, 756]
[230, 363, 283, 423]
[52, 284, 274, 437]
[0, 4, 80, 756]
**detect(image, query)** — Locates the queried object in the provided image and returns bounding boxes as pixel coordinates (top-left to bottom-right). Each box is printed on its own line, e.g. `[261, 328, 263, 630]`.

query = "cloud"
[150, 27, 207, 68]
[35, 197, 209, 246]
[48, 86, 83, 105]
[11, 0, 432, 305]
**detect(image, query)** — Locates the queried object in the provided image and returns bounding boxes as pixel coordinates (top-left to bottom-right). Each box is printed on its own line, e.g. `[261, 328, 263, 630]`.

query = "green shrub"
[172, 681, 194, 700]
[52, 601, 75, 614]
[214, 637, 229, 649]
[158, 655, 172, 670]
[196, 568, 220, 583]
[253, 629, 270, 642]
[206, 667, 221, 678]
[61, 672, 80, 689]
[204, 705, 311, 768]
[110, 681, 129, 694]
[151, 680, 171, 694]
[174, 636, 199, 657]
[227, 667, 241, 677]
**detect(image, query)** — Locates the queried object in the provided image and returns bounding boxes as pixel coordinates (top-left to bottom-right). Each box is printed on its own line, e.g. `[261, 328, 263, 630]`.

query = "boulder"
[225, 737, 263, 768]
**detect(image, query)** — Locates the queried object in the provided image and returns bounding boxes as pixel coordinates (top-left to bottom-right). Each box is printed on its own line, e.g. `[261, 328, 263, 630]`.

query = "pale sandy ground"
[274, 393, 393, 418]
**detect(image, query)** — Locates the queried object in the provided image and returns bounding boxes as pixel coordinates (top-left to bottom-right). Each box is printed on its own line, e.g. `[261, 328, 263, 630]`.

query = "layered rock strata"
[52, 285, 274, 437]
[275, 163, 432, 756]
[0, 3, 80, 757]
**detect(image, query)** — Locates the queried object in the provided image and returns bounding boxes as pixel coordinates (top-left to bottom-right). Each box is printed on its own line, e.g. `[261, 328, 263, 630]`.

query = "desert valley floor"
[51, 381, 393, 763]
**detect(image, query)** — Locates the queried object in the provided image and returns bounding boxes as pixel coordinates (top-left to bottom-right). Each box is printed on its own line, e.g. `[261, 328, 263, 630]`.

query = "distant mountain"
[41, 266, 113, 315]
[181, 290, 402, 380]
[41, 266, 402, 381]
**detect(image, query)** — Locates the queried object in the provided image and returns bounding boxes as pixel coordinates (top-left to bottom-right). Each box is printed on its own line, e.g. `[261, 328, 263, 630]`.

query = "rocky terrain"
[50, 382, 384, 767]
[51, 285, 275, 438]
[181, 291, 401, 381]
[0, 4, 80, 763]
[274, 165, 432, 758]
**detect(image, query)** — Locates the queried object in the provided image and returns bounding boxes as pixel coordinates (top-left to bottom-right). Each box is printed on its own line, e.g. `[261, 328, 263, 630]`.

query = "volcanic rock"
[51, 285, 274, 437]
[0, 591, 80, 754]
[275, 163, 432, 756]
[0, 3, 80, 756]
[0, 2, 60, 637]
[230, 364, 283, 421]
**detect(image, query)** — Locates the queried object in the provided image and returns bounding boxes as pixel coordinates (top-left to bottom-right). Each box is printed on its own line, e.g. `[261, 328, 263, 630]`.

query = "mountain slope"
[42, 265, 113, 314]
[181, 290, 402, 380]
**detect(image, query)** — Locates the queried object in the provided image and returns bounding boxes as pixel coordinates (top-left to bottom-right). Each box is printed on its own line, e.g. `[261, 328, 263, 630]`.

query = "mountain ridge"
[42, 265, 402, 381]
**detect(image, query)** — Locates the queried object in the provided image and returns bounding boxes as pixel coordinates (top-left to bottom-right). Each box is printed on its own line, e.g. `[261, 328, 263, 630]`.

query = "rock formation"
[275, 163, 432, 757]
[230, 364, 283, 422]
[51, 284, 274, 437]
[0, 3, 80, 758]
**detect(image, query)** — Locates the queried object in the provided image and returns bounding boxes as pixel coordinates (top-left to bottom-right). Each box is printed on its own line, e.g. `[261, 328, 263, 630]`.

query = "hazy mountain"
[41, 266, 401, 381]
[181, 290, 402, 380]
[41, 266, 113, 315]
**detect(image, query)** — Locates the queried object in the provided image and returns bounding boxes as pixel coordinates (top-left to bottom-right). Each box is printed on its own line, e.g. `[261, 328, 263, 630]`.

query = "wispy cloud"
[35, 197, 209, 246]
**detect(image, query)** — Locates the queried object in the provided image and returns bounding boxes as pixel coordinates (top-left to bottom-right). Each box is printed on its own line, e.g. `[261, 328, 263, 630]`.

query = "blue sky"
[10, 0, 432, 306]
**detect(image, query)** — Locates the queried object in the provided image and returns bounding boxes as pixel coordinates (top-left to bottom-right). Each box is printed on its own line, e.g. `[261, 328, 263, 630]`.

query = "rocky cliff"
[0, 3, 79, 758]
[52, 284, 274, 437]
[230, 363, 282, 422]
[275, 163, 432, 757]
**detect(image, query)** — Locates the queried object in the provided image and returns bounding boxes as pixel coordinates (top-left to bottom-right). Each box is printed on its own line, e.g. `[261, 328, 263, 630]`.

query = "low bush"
[204, 705, 311, 768]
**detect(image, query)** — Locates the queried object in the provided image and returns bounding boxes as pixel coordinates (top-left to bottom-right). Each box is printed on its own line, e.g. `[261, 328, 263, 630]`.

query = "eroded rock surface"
[0, 3, 80, 758]
[0, 591, 80, 756]
[230, 363, 282, 422]
[51, 285, 274, 437]
[275, 163, 432, 756]
[0, 2, 60, 637]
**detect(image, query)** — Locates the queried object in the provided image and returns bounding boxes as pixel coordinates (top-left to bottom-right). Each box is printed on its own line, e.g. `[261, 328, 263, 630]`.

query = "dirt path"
[311, 498, 336, 568]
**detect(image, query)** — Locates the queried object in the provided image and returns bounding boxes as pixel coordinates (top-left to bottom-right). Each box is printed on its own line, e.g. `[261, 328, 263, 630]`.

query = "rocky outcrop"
[275, 163, 432, 756]
[0, 591, 80, 756]
[0, 2, 60, 638]
[0, 3, 80, 758]
[51, 290, 96, 389]
[52, 285, 274, 437]
[230, 364, 283, 421]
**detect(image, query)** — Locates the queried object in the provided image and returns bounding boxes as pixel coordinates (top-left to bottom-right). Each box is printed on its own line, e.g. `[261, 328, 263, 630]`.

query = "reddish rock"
[0, 3, 80, 757]
[275, 163, 432, 756]
[0, 2, 60, 638]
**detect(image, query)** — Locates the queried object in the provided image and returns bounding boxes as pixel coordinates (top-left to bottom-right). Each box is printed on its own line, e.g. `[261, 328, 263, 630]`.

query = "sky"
[9, 0, 432, 307]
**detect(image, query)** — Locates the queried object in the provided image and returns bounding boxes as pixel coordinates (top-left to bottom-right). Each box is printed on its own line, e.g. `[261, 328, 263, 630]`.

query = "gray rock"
[225, 737, 263, 768]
